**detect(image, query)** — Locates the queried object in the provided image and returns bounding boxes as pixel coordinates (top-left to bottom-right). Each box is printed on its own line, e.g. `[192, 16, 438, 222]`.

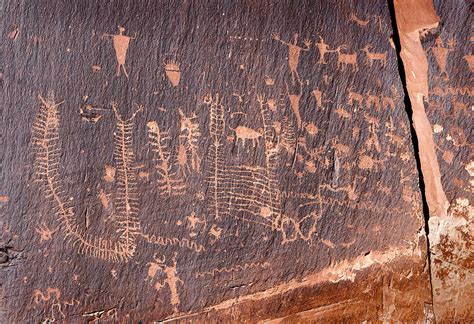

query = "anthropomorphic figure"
[104, 27, 135, 78]
[272, 33, 311, 83]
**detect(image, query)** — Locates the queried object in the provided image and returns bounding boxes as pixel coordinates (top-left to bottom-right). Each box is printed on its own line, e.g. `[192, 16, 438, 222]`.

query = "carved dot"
[260, 207, 271, 218]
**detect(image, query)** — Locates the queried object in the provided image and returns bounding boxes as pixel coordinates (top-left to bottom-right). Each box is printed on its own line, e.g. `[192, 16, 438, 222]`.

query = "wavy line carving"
[195, 262, 270, 278]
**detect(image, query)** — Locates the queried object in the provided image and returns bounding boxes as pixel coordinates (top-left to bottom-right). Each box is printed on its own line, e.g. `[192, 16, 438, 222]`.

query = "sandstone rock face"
[0, 0, 470, 322]
[422, 0, 473, 320]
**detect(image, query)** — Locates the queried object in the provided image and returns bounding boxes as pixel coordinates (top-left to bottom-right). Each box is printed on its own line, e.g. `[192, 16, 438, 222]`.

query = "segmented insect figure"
[147, 121, 185, 196]
[177, 108, 201, 175]
[32, 93, 142, 262]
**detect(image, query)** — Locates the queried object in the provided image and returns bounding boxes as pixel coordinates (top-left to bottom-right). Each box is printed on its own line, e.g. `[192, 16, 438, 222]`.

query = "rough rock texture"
[422, 0, 473, 320]
[393, 0, 473, 320]
[0, 0, 470, 322]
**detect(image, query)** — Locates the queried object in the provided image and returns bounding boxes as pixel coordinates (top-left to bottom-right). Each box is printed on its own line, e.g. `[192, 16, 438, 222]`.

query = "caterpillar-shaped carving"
[140, 234, 205, 253]
[146, 121, 185, 196]
[32, 93, 141, 262]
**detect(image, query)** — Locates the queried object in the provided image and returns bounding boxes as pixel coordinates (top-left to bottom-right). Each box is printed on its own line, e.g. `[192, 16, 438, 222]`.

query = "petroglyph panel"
[0, 0, 442, 322]
[421, 0, 474, 320]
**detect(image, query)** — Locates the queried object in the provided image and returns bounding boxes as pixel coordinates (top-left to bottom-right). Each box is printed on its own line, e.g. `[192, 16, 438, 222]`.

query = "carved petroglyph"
[285, 80, 303, 129]
[35, 223, 57, 242]
[79, 104, 102, 124]
[347, 88, 364, 111]
[321, 177, 364, 201]
[312, 88, 331, 110]
[178, 108, 201, 174]
[111, 102, 143, 256]
[361, 45, 387, 67]
[229, 125, 262, 149]
[32, 288, 79, 322]
[209, 224, 222, 243]
[279, 211, 322, 244]
[265, 76, 275, 86]
[32, 93, 143, 262]
[7, 26, 20, 39]
[32, 288, 65, 321]
[279, 116, 296, 155]
[204, 93, 226, 221]
[104, 165, 116, 182]
[204, 93, 321, 243]
[366, 93, 381, 112]
[195, 262, 270, 278]
[186, 211, 206, 237]
[347, 89, 396, 112]
[430, 86, 474, 97]
[272, 33, 311, 83]
[147, 121, 185, 196]
[334, 106, 352, 120]
[82, 308, 118, 322]
[315, 37, 333, 64]
[267, 98, 278, 112]
[335, 45, 358, 72]
[463, 54, 474, 72]
[164, 60, 181, 86]
[140, 233, 205, 253]
[103, 27, 135, 78]
[350, 13, 369, 27]
[146, 253, 183, 313]
[305, 122, 319, 136]
[430, 37, 453, 79]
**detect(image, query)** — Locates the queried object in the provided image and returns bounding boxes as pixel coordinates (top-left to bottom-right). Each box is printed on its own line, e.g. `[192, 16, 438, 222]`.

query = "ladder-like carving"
[205, 93, 281, 229]
[204, 93, 226, 220]
[280, 116, 296, 155]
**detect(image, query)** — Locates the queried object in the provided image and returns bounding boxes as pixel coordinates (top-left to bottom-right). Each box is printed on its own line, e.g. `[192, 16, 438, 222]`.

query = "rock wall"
[0, 0, 471, 322]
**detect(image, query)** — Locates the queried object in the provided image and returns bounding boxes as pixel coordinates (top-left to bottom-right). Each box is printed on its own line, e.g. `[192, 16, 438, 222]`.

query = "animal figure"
[382, 96, 395, 110]
[347, 88, 363, 110]
[360, 45, 387, 67]
[335, 45, 358, 72]
[230, 125, 262, 148]
[350, 13, 369, 27]
[366, 93, 381, 112]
